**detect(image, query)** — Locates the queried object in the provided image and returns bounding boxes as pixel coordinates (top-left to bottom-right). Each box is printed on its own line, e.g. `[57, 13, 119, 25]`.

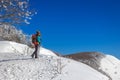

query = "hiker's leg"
[31, 53, 34, 58]
[37, 44, 40, 54]
[35, 45, 38, 58]
[31, 45, 37, 58]
[31, 48, 36, 58]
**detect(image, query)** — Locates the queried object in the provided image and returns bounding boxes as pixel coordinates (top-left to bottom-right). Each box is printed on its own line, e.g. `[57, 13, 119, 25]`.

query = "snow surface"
[0, 41, 111, 80]
[0, 41, 57, 57]
[100, 55, 120, 80]
[53, 58, 109, 80]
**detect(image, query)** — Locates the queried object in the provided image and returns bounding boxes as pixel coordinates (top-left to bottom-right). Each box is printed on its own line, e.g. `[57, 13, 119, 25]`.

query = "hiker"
[31, 31, 41, 58]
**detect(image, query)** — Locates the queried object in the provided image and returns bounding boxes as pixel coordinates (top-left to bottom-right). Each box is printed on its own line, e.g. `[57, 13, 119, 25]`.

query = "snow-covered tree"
[0, 24, 32, 46]
[0, 0, 36, 25]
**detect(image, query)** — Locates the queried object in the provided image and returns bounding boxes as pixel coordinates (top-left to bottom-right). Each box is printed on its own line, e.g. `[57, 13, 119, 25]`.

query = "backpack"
[32, 34, 36, 43]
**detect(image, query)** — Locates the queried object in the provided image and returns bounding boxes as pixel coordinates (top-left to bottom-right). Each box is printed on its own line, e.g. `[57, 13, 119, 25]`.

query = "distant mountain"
[64, 52, 120, 80]
[64, 52, 105, 69]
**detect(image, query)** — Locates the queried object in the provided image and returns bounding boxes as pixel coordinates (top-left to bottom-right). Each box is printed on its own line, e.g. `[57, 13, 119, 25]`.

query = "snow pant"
[31, 44, 39, 58]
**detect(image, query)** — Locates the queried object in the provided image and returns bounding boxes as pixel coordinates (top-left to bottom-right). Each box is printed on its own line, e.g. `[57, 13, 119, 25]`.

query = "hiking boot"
[35, 56, 38, 58]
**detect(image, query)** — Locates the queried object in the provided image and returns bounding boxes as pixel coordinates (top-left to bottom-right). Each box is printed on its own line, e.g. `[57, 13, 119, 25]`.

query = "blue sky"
[21, 0, 120, 59]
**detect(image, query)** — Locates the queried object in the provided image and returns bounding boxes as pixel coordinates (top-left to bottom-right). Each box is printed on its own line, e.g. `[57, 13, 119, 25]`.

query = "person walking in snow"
[31, 31, 41, 58]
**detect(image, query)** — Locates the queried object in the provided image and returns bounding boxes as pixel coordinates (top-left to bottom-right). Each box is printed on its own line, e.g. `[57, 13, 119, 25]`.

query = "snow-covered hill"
[0, 41, 57, 57]
[100, 55, 120, 80]
[0, 41, 112, 80]
[53, 58, 109, 80]
[64, 52, 120, 80]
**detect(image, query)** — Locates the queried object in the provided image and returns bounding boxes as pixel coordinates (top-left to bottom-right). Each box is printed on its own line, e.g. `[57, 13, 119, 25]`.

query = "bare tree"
[0, 0, 36, 25]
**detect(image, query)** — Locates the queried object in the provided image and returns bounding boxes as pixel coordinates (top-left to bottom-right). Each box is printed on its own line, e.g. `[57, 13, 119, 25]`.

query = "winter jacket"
[36, 35, 41, 44]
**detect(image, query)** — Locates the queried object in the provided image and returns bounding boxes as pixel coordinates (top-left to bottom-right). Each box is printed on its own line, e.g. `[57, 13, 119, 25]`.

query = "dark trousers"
[31, 45, 39, 58]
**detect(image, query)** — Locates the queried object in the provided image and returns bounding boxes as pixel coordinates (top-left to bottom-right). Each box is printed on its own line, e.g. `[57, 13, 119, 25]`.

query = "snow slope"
[53, 58, 109, 80]
[0, 41, 57, 56]
[100, 55, 120, 80]
[64, 52, 120, 80]
[0, 56, 59, 80]
[0, 41, 109, 80]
